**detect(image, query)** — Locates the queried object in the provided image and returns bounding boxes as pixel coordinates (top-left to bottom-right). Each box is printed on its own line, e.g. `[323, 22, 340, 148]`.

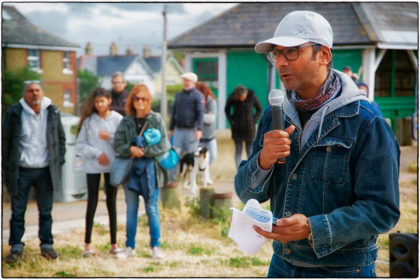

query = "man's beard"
[32, 100, 42, 106]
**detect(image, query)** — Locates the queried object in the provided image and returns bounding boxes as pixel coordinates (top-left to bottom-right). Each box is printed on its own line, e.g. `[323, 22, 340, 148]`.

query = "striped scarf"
[286, 70, 342, 112]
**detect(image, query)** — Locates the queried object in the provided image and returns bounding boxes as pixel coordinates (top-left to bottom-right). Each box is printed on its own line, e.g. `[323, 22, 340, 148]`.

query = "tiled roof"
[2, 5, 80, 49]
[144, 56, 162, 73]
[168, 2, 417, 49]
[96, 55, 138, 76]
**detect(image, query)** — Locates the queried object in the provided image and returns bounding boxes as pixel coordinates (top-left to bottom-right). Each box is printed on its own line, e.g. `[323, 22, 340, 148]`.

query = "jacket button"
[285, 211, 291, 217]
[326, 146, 332, 152]
[284, 248, 291, 254]
[291, 173, 297, 180]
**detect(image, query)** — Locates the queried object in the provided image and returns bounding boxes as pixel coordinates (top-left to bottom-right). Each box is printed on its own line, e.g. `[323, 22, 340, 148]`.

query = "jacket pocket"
[309, 137, 354, 185]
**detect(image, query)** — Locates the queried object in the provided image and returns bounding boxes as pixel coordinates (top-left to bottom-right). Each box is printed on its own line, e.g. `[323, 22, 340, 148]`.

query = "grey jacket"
[2, 103, 66, 196]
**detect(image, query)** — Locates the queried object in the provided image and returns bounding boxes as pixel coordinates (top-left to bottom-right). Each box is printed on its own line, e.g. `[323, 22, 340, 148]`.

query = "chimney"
[85, 42, 93, 55]
[143, 45, 151, 58]
[110, 42, 118, 56]
[126, 45, 134, 55]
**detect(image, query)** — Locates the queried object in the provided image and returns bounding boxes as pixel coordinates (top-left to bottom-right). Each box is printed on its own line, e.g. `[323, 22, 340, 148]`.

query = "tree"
[77, 69, 100, 114]
[2, 66, 41, 117]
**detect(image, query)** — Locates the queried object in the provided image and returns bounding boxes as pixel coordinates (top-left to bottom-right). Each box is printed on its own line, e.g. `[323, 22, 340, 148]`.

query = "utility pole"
[160, 4, 168, 122]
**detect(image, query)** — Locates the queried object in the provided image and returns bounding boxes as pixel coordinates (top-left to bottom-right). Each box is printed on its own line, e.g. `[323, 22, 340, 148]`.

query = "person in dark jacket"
[110, 71, 129, 116]
[166, 72, 205, 191]
[2, 81, 66, 263]
[224, 85, 262, 168]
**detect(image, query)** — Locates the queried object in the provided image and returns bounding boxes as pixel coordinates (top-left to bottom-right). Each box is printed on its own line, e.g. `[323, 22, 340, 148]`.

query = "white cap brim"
[255, 36, 309, 53]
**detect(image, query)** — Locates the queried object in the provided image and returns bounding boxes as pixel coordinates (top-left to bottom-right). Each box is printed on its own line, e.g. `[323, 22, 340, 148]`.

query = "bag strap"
[139, 121, 148, 136]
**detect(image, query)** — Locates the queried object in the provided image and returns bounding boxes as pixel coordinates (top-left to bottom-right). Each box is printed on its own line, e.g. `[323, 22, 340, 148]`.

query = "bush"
[2, 66, 41, 118]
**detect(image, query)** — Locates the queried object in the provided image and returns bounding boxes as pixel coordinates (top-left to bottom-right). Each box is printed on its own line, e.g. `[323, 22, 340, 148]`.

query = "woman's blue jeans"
[267, 253, 376, 278]
[123, 184, 160, 249]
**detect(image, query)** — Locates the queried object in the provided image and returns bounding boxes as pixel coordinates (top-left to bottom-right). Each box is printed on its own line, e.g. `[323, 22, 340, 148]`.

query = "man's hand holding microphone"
[258, 89, 295, 170]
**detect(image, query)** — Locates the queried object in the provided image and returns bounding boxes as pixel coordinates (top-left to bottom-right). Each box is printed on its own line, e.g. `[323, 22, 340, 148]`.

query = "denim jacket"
[234, 70, 400, 267]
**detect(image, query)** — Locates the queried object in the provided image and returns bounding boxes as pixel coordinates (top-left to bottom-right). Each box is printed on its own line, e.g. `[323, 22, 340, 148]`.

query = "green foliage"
[251, 257, 270, 266]
[59, 246, 83, 259]
[55, 271, 77, 277]
[187, 246, 204, 255]
[184, 197, 201, 218]
[125, 81, 135, 93]
[77, 69, 100, 105]
[2, 66, 41, 117]
[229, 257, 251, 268]
[171, 50, 185, 65]
[96, 243, 110, 252]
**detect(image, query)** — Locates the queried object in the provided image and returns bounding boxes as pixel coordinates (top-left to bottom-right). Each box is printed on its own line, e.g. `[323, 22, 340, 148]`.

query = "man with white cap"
[167, 72, 205, 191]
[234, 11, 400, 277]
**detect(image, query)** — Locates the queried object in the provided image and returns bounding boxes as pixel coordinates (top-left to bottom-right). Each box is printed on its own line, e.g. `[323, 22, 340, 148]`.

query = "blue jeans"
[9, 167, 54, 249]
[268, 253, 376, 278]
[123, 184, 160, 249]
[234, 140, 253, 169]
[169, 128, 198, 182]
[200, 138, 217, 165]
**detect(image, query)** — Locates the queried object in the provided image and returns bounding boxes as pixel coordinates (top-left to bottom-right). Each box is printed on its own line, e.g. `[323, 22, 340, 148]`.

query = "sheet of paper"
[228, 199, 273, 254]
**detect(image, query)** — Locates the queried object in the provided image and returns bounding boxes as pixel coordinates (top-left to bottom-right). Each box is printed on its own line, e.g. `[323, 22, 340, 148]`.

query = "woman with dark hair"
[224, 85, 262, 168]
[114, 84, 170, 259]
[195, 82, 217, 184]
[76, 87, 123, 256]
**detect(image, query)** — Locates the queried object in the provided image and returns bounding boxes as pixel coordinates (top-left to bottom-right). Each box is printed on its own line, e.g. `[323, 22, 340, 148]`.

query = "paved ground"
[2, 144, 417, 244]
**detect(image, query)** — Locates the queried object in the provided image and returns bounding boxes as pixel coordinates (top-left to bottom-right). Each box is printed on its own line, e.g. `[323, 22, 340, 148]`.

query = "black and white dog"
[178, 145, 210, 193]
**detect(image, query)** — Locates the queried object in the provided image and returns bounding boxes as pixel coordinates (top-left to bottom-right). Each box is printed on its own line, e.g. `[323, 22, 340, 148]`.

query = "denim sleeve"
[234, 108, 273, 204]
[308, 116, 400, 258]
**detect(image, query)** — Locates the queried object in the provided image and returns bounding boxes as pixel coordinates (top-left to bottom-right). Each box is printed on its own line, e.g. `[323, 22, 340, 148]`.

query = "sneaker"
[109, 247, 123, 254]
[5, 251, 22, 264]
[41, 248, 58, 260]
[115, 247, 135, 259]
[82, 249, 95, 257]
[151, 246, 163, 259]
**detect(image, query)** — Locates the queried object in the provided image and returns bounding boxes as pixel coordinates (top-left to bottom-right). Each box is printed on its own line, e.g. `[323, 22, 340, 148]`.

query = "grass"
[1, 132, 417, 277]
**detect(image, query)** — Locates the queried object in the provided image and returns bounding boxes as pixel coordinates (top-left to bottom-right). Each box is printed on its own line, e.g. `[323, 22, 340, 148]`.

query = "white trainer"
[115, 247, 135, 259]
[151, 246, 163, 259]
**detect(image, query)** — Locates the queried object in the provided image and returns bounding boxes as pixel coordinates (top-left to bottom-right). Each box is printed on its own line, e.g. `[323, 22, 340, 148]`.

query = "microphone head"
[268, 89, 285, 106]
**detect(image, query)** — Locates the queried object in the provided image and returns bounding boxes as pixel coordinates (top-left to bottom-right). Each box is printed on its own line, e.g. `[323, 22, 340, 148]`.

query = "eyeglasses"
[267, 43, 317, 64]
[133, 96, 148, 102]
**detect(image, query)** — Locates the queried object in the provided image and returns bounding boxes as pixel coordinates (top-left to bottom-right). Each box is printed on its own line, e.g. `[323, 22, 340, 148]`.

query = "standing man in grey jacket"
[166, 72, 205, 191]
[2, 81, 66, 263]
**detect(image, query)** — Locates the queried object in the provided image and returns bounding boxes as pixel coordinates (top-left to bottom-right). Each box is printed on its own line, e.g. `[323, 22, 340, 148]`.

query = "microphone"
[268, 89, 286, 164]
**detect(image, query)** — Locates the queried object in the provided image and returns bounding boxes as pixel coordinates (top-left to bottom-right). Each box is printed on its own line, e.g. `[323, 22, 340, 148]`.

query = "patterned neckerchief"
[286, 70, 342, 112]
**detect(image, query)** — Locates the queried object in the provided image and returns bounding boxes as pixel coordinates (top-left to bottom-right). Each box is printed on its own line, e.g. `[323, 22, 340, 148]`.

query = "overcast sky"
[10, 2, 237, 56]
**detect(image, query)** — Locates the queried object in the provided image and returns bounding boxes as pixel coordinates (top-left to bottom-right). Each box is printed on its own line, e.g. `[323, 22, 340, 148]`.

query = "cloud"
[10, 2, 236, 56]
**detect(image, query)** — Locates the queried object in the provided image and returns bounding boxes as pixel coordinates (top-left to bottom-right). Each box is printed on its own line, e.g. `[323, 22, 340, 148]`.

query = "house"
[142, 45, 184, 96]
[168, 2, 418, 142]
[78, 43, 156, 94]
[2, 5, 80, 114]
[78, 44, 184, 96]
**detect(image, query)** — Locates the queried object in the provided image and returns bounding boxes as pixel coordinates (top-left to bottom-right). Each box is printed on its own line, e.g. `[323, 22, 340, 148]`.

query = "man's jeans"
[234, 140, 253, 169]
[168, 128, 198, 182]
[9, 167, 54, 248]
[268, 253, 376, 278]
[123, 184, 160, 249]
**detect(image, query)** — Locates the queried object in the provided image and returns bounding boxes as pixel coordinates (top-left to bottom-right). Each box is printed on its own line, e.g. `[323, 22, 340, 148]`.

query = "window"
[63, 90, 73, 107]
[28, 49, 40, 70]
[62, 51, 73, 74]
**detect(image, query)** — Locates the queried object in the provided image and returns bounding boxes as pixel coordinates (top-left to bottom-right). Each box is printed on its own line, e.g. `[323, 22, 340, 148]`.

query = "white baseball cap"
[255, 11, 333, 53]
[181, 72, 198, 82]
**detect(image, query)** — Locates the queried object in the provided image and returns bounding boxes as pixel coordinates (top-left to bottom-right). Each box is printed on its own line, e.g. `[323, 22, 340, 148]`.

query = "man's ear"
[319, 46, 332, 66]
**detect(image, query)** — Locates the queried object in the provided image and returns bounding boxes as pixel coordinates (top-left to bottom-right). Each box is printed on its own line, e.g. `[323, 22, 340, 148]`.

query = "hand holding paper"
[228, 199, 273, 254]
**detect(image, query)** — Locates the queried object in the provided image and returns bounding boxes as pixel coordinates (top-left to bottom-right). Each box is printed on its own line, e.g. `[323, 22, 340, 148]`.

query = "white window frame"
[28, 49, 42, 73]
[62, 51, 73, 75]
[63, 89, 73, 107]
